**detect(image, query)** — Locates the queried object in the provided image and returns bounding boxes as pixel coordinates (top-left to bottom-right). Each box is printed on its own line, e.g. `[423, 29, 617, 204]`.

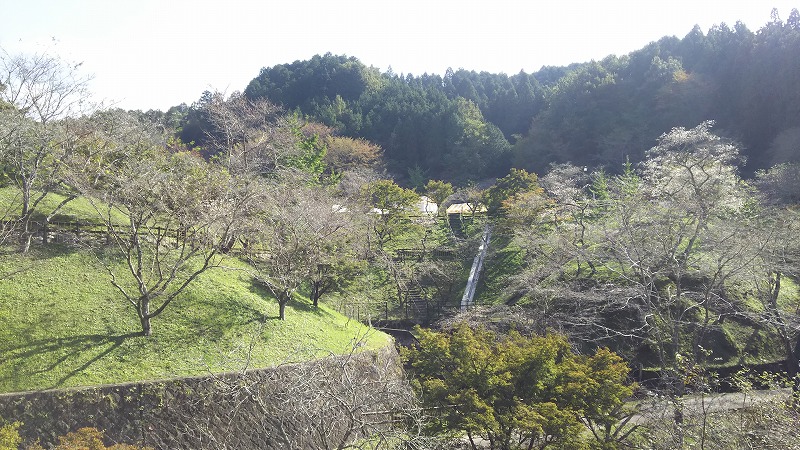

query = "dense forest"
[167, 8, 800, 186]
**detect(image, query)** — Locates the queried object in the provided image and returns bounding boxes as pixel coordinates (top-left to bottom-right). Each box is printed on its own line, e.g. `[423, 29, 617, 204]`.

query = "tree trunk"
[767, 273, 798, 389]
[19, 180, 33, 253]
[790, 335, 800, 399]
[279, 292, 289, 321]
[311, 282, 320, 308]
[467, 431, 478, 450]
[20, 228, 32, 253]
[140, 315, 152, 336]
[139, 299, 152, 336]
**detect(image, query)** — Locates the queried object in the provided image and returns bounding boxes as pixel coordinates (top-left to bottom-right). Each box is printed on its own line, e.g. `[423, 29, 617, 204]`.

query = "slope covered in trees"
[240, 55, 520, 184]
[174, 8, 800, 184]
[515, 8, 800, 176]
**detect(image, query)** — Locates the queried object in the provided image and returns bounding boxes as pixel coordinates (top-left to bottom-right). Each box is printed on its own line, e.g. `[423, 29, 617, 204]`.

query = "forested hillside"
[175, 8, 800, 184]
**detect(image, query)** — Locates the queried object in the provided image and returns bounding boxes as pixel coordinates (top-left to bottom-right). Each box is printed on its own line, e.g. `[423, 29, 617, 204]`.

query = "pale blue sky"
[1, 0, 796, 111]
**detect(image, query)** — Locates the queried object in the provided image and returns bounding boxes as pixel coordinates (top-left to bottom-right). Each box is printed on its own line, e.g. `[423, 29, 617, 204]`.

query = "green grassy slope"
[2, 187, 92, 222]
[474, 234, 525, 305]
[0, 245, 390, 393]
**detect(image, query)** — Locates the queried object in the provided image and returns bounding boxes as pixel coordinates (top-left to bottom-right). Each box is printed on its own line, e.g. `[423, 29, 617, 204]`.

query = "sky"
[1, 0, 797, 112]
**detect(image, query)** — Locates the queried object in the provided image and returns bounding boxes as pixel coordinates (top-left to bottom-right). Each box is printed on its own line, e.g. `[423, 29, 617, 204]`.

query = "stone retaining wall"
[0, 346, 410, 449]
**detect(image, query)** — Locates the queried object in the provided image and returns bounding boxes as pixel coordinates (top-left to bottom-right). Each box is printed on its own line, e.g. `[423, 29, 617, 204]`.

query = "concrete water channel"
[461, 223, 492, 310]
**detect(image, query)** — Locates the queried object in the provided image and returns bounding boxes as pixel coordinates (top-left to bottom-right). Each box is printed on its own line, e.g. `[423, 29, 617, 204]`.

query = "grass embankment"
[474, 234, 525, 305]
[0, 187, 128, 225]
[0, 245, 390, 394]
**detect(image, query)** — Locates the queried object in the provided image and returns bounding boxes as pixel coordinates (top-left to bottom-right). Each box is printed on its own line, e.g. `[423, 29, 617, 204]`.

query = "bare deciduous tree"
[0, 48, 93, 252]
[202, 91, 299, 176]
[244, 179, 357, 319]
[89, 150, 247, 336]
[738, 208, 800, 381]
[755, 162, 800, 206]
[511, 123, 758, 391]
[0, 48, 91, 123]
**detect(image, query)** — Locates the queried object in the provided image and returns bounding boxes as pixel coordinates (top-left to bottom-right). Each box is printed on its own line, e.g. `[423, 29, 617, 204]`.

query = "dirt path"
[630, 388, 790, 424]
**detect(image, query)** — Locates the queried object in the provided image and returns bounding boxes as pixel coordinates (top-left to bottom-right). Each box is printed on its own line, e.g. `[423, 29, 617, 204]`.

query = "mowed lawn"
[0, 245, 389, 393]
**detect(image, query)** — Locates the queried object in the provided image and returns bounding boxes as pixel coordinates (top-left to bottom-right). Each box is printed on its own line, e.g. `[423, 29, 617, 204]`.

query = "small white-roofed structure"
[334, 196, 441, 216]
[446, 203, 487, 215]
[415, 196, 438, 215]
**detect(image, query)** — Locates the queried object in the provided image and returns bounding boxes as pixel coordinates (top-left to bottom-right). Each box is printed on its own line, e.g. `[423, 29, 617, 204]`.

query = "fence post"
[42, 222, 49, 245]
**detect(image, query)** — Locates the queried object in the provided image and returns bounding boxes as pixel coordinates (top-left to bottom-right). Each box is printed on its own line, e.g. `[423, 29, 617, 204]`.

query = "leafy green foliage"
[309, 256, 365, 308]
[481, 168, 543, 214]
[424, 179, 453, 215]
[239, 54, 521, 183]
[403, 324, 634, 449]
[244, 53, 370, 112]
[0, 421, 21, 450]
[288, 126, 328, 181]
[225, 13, 800, 182]
[322, 135, 384, 173]
[360, 179, 420, 249]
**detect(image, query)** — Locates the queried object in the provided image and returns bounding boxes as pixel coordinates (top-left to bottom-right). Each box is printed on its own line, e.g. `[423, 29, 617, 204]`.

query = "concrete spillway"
[461, 223, 492, 310]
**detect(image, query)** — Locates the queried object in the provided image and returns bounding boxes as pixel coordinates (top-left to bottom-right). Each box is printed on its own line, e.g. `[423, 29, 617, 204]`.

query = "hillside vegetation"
[0, 243, 389, 393]
[171, 8, 800, 185]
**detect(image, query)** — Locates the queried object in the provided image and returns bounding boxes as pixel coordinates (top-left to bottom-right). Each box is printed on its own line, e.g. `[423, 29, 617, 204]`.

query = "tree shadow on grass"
[245, 279, 335, 320]
[50, 332, 140, 389]
[187, 295, 274, 340]
[19, 242, 87, 260]
[0, 243, 87, 281]
[255, 281, 342, 322]
[0, 331, 140, 391]
[288, 296, 337, 320]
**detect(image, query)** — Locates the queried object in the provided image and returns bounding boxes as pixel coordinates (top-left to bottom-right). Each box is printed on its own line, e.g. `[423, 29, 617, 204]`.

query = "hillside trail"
[629, 388, 790, 425]
[456, 389, 791, 449]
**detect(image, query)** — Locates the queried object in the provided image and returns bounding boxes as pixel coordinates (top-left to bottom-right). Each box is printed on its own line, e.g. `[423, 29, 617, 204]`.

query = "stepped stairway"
[404, 283, 427, 318]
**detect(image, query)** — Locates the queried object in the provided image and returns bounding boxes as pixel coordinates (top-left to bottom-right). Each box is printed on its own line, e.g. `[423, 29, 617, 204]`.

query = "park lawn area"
[0, 186, 128, 225]
[0, 244, 390, 393]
